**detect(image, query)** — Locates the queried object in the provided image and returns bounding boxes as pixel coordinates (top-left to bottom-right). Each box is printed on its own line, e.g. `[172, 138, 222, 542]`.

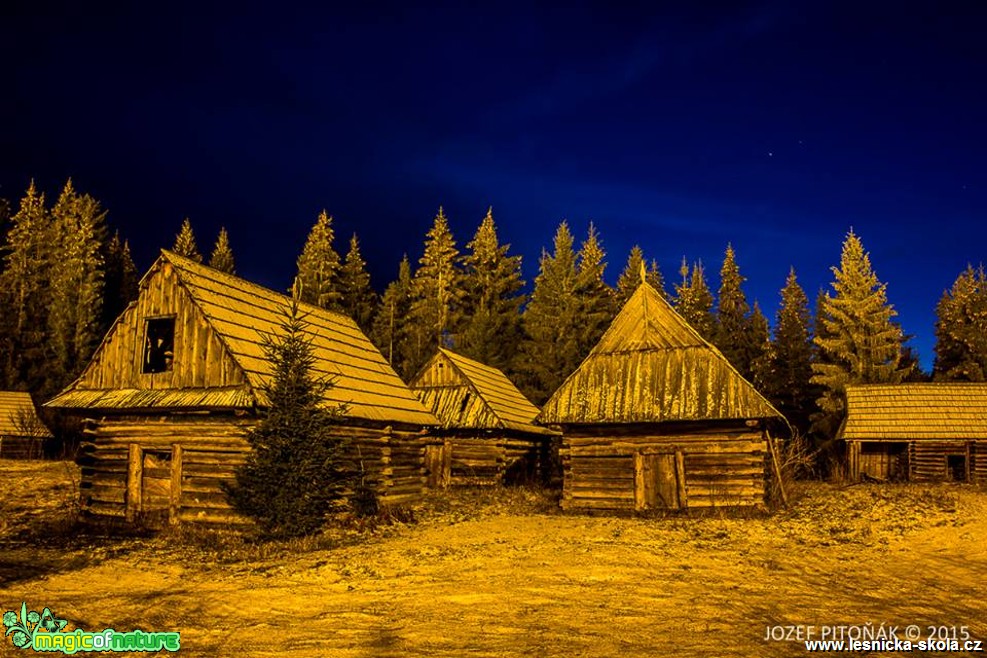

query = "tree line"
[1, 180, 985, 442]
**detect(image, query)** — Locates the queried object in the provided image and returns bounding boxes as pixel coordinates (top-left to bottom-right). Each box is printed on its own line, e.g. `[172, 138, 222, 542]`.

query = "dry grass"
[2, 460, 986, 657]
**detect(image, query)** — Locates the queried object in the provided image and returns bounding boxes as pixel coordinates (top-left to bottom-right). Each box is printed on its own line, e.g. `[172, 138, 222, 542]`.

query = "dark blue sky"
[2, 1, 986, 371]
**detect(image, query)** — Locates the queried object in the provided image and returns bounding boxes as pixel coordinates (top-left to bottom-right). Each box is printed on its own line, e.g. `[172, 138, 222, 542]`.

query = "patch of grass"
[416, 485, 560, 525]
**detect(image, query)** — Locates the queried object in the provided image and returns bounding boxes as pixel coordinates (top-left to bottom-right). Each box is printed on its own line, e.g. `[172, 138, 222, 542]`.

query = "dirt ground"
[2, 460, 986, 657]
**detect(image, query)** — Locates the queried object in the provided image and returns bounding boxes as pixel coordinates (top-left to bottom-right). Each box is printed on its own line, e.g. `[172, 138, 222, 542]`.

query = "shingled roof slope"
[0, 391, 52, 437]
[538, 281, 782, 425]
[841, 383, 987, 440]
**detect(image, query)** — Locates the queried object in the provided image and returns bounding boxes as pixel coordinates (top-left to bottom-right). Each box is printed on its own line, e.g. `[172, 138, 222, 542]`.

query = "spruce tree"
[763, 268, 816, 428]
[48, 179, 108, 396]
[933, 264, 987, 381]
[0, 181, 52, 390]
[293, 210, 342, 309]
[0, 198, 10, 275]
[337, 233, 377, 334]
[209, 226, 236, 274]
[225, 302, 357, 537]
[370, 256, 414, 379]
[616, 245, 665, 304]
[406, 207, 462, 376]
[811, 230, 908, 429]
[516, 221, 581, 404]
[459, 208, 524, 372]
[102, 231, 140, 331]
[575, 222, 617, 357]
[713, 244, 755, 375]
[673, 258, 715, 340]
[172, 217, 203, 262]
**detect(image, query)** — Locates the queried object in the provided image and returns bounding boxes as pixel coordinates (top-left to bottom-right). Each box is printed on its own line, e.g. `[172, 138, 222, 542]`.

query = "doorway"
[634, 451, 686, 511]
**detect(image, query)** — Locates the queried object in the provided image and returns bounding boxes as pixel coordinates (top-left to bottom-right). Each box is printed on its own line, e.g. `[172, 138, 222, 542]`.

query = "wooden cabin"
[45, 250, 439, 525]
[840, 383, 987, 483]
[537, 280, 784, 513]
[0, 391, 53, 459]
[410, 348, 557, 486]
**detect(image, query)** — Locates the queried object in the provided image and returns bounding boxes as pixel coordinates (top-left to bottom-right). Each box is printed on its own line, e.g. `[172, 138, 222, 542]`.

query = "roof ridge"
[162, 250, 356, 325]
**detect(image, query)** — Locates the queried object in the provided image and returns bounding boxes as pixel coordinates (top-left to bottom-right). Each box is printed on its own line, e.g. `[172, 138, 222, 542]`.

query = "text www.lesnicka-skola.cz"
[805, 638, 983, 652]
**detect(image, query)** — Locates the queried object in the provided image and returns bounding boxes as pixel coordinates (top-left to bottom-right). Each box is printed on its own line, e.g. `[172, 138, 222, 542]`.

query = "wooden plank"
[170, 444, 183, 525]
[675, 450, 687, 510]
[126, 443, 142, 521]
[634, 453, 646, 510]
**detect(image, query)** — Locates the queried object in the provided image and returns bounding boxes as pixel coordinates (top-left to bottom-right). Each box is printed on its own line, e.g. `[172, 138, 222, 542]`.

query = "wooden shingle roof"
[841, 383, 987, 440]
[411, 349, 556, 435]
[0, 391, 52, 437]
[538, 281, 782, 425]
[49, 251, 438, 427]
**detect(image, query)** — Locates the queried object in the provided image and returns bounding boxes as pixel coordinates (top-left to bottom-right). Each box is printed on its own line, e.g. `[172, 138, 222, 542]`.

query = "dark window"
[947, 455, 967, 482]
[143, 318, 175, 373]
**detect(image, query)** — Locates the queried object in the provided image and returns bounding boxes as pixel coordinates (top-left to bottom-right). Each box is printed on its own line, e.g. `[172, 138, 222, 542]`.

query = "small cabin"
[0, 391, 53, 459]
[410, 348, 557, 486]
[840, 383, 987, 483]
[45, 250, 438, 525]
[538, 280, 784, 513]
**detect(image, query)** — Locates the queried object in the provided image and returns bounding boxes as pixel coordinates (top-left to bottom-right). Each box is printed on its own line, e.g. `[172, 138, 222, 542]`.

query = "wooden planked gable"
[61, 260, 248, 395]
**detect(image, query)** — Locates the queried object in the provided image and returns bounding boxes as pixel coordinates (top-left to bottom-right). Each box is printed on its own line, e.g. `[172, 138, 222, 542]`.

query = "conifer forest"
[1, 179, 981, 444]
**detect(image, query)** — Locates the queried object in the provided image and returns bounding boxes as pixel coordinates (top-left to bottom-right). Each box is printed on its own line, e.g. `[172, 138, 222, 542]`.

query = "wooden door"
[635, 451, 686, 511]
[424, 441, 452, 488]
[126, 444, 176, 525]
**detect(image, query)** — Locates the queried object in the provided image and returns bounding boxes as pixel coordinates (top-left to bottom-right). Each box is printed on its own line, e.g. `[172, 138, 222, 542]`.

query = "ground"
[1, 460, 986, 657]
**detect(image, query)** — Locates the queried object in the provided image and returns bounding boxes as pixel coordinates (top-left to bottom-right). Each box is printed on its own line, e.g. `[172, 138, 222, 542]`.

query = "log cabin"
[0, 391, 52, 459]
[537, 279, 785, 513]
[840, 383, 987, 483]
[410, 348, 557, 487]
[45, 250, 439, 525]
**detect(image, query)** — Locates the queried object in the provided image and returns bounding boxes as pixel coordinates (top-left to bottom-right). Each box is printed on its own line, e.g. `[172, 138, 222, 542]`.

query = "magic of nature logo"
[3, 602, 180, 654]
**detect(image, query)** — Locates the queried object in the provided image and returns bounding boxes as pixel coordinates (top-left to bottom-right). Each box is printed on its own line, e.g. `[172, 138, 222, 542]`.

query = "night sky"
[3, 2, 986, 371]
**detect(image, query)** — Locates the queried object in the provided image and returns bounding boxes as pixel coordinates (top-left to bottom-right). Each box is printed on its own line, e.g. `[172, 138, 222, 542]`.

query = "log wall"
[0, 435, 44, 459]
[909, 440, 973, 482]
[560, 427, 768, 513]
[974, 441, 987, 484]
[423, 436, 543, 487]
[77, 413, 427, 526]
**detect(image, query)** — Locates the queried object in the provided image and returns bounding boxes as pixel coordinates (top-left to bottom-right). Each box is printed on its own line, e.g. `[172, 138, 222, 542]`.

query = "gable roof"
[411, 349, 556, 435]
[841, 383, 987, 440]
[538, 281, 782, 425]
[0, 391, 52, 437]
[48, 251, 438, 427]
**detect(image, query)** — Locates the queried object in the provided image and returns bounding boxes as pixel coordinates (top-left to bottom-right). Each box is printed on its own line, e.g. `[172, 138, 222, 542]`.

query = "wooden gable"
[412, 349, 554, 435]
[49, 258, 250, 409]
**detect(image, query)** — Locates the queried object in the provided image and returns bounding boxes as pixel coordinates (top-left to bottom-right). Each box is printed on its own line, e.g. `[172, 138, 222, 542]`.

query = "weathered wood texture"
[77, 414, 428, 525]
[72, 263, 246, 392]
[412, 349, 556, 435]
[423, 437, 542, 487]
[560, 428, 768, 512]
[847, 439, 984, 483]
[538, 282, 781, 425]
[411, 349, 553, 487]
[48, 251, 438, 427]
[848, 441, 909, 481]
